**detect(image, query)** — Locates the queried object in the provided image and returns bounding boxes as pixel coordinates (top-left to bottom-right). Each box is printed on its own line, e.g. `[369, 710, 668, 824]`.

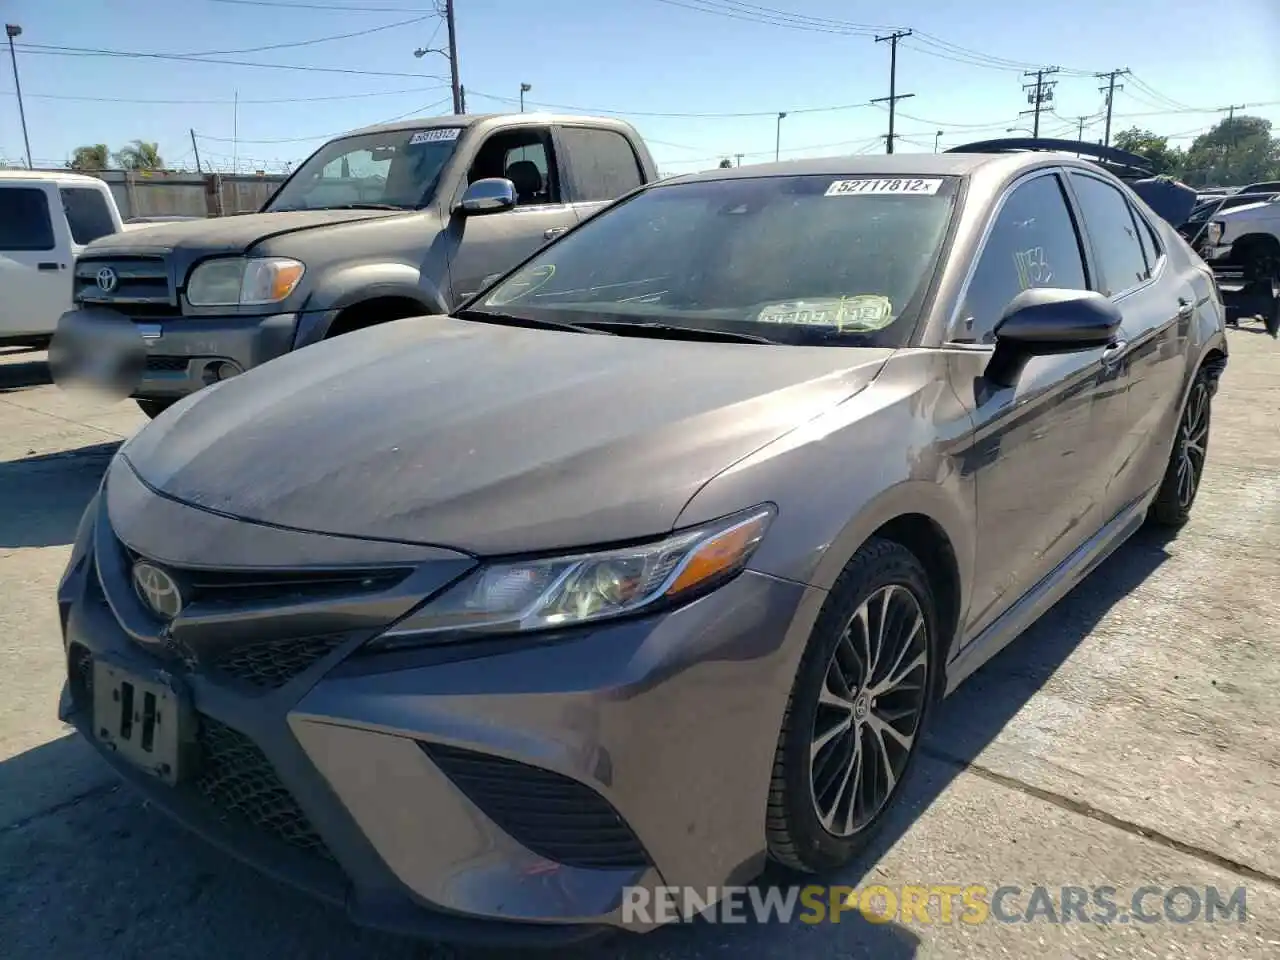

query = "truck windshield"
[265, 127, 462, 212]
[473, 174, 958, 347]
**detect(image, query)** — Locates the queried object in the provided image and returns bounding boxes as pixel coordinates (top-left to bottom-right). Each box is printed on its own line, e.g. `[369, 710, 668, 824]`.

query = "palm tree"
[114, 140, 164, 171]
[69, 144, 110, 172]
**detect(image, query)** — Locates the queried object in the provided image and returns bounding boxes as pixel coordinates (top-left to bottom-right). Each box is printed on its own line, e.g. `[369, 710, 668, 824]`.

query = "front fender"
[294, 262, 449, 346]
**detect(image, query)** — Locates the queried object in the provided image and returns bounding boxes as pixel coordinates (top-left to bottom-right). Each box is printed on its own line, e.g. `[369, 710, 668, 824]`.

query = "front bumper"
[57, 487, 824, 942]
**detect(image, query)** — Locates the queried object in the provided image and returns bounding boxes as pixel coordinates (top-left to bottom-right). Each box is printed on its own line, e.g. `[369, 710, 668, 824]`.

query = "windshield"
[473, 174, 958, 346]
[265, 126, 462, 212]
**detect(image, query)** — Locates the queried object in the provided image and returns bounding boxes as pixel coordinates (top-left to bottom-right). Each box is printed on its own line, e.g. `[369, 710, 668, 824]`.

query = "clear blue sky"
[1, 0, 1277, 174]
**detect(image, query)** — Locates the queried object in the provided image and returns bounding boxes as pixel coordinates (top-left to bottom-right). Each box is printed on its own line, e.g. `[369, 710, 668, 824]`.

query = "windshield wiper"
[330, 202, 407, 211]
[453, 308, 613, 335]
[574, 320, 775, 344]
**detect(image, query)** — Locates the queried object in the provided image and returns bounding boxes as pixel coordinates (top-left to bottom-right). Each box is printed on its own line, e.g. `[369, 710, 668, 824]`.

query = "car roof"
[340, 112, 639, 139]
[0, 168, 109, 187]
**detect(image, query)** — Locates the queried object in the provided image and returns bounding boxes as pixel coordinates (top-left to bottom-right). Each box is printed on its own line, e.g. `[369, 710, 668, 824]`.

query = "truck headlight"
[369, 505, 775, 649]
[1206, 221, 1224, 246]
[186, 257, 305, 306]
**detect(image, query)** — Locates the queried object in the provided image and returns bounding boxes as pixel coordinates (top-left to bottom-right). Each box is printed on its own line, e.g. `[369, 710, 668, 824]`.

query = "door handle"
[1100, 339, 1129, 367]
[38, 261, 61, 271]
[543, 226, 568, 239]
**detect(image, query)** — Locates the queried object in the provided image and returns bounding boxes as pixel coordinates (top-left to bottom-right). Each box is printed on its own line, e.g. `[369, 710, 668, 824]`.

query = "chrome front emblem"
[132, 562, 185, 620]
[96, 266, 118, 293]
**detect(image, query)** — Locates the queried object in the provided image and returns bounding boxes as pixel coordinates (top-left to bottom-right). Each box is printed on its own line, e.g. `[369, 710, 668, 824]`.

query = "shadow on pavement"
[0, 441, 118, 548]
[0, 527, 1174, 958]
[0, 357, 53, 393]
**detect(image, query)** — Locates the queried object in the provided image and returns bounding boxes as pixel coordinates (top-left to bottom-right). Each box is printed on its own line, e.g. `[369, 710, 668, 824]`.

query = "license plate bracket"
[92, 660, 197, 785]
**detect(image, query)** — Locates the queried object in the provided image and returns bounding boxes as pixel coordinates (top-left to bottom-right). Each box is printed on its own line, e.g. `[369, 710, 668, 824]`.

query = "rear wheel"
[766, 539, 937, 873]
[1149, 369, 1212, 527]
[135, 398, 174, 419]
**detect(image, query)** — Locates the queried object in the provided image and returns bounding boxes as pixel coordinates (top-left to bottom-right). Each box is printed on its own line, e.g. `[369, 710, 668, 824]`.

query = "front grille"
[212, 634, 348, 689]
[422, 743, 650, 870]
[75, 255, 173, 308]
[196, 716, 333, 860]
[144, 355, 191, 372]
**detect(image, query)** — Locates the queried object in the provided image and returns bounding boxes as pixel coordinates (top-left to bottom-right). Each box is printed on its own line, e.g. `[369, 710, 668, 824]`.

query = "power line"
[152, 14, 434, 57]
[871, 30, 913, 154]
[467, 88, 879, 119]
[194, 96, 452, 143]
[204, 0, 436, 11]
[0, 84, 447, 105]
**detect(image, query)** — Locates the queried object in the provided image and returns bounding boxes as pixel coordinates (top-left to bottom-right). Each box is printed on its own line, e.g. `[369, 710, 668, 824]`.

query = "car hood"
[120, 316, 892, 555]
[82, 208, 404, 258]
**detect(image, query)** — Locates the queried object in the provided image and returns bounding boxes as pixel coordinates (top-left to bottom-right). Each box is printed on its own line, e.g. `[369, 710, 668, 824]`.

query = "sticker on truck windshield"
[756, 295, 894, 331]
[409, 128, 461, 145]
[825, 178, 942, 196]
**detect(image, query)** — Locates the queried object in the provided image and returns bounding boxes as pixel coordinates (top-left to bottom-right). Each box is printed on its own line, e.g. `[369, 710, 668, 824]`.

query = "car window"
[954, 173, 1088, 344]
[479, 174, 959, 348]
[60, 187, 117, 245]
[0, 186, 56, 251]
[1068, 173, 1151, 296]
[467, 128, 560, 206]
[560, 127, 645, 202]
[1131, 203, 1162, 273]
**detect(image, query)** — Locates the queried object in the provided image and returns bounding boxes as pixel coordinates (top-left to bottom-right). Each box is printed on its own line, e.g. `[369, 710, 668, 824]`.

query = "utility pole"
[5, 24, 31, 168]
[414, 0, 463, 114]
[190, 129, 203, 174]
[775, 111, 786, 162]
[519, 82, 531, 112]
[933, 130, 943, 153]
[872, 29, 914, 154]
[1096, 68, 1130, 147]
[1020, 67, 1059, 137]
[734, 152, 744, 167]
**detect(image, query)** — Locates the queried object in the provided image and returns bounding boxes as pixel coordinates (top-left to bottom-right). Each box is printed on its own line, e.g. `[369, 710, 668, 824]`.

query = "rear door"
[555, 124, 648, 223]
[0, 181, 73, 340]
[444, 125, 579, 304]
[948, 169, 1130, 640]
[1064, 171, 1190, 508]
[60, 183, 123, 250]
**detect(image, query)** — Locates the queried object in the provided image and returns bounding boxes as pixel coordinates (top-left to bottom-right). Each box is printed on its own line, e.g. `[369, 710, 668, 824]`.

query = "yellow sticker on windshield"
[756, 295, 893, 331]
[486, 264, 555, 305]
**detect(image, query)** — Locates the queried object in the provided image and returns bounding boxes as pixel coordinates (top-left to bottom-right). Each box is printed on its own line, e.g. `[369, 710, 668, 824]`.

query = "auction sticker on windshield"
[486, 264, 556, 305]
[825, 178, 942, 196]
[756, 295, 893, 331]
[409, 128, 461, 145]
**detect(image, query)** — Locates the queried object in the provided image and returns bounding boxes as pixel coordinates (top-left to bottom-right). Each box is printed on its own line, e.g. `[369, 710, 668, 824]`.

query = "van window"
[61, 187, 118, 244]
[0, 186, 56, 251]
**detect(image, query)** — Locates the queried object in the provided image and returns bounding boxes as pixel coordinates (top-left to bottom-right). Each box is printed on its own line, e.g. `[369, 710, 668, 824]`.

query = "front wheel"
[1148, 369, 1212, 527]
[135, 398, 175, 419]
[766, 538, 938, 873]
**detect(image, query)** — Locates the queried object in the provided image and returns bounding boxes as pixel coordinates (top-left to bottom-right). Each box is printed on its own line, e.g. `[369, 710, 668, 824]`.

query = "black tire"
[135, 398, 175, 419]
[766, 538, 939, 874]
[1148, 368, 1212, 528]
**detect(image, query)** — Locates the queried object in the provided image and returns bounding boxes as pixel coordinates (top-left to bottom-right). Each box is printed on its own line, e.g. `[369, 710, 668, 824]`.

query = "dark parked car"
[56, 113, 659, 417]
[58, 150, 1227, 945]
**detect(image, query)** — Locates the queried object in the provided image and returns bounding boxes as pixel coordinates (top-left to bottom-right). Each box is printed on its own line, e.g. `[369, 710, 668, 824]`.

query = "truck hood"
[83, 208, 404, 258]
[120, 316, 891, 555]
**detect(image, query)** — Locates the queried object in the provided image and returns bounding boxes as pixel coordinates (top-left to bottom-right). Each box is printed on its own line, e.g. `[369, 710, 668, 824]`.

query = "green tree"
[1179, 116, 1280, 187]
[1111, 127, 1184, 176]
[113, 140, 164, 171]
[69, 144, 111, 172]
[718, 157, 733, 168]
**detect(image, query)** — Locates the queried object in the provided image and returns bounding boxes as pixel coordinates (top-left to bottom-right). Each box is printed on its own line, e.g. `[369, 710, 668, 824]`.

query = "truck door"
[0, 181, 73, 342]
[444, 125, 578, 304]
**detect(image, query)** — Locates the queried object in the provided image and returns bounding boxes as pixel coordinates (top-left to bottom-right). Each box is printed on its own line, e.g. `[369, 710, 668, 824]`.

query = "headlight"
[1206, 221, 1224, 246]
[371, 505, 775, 649]
[186, 257, 305, 306]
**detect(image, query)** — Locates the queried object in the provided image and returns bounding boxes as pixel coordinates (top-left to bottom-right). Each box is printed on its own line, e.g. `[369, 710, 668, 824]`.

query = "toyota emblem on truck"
[96, 267, 118, 293]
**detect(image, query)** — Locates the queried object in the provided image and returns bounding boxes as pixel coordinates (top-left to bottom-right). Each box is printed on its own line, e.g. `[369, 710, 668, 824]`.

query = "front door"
[444, 126, 578, 305]
[0, 181, 73, 340]
[948, 170, 1130, 640]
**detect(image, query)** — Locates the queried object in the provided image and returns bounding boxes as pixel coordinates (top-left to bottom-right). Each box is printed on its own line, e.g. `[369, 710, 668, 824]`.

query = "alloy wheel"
[808, 584, 929, 838]
[1177, 381, 1210, 509]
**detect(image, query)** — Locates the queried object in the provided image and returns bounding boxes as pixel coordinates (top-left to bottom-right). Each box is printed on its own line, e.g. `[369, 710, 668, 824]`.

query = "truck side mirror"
[458, 178, 517, 215]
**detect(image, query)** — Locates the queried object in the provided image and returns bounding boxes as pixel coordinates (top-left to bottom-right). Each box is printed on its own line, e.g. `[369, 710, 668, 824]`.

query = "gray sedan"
[57, 150, 1227, 945]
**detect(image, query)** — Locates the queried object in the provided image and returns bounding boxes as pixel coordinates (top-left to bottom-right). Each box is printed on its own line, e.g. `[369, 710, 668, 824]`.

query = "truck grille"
[75, 256, 174, 309]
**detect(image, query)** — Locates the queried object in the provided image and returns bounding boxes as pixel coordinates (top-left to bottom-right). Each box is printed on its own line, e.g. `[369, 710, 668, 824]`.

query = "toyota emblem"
[96, 266, 118, 293]
[131, 562, 185, 620]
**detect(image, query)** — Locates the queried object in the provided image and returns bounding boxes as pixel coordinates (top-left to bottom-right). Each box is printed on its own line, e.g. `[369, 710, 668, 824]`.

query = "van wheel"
[135, 399, 174, 419]
[766, 538, 938, 873]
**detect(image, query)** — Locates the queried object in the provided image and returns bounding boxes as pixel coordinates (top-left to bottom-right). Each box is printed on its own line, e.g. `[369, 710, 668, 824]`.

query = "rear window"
[0, 186, 56, 251]
[560, 127, 645, 202]
[60, 187, 117, 245]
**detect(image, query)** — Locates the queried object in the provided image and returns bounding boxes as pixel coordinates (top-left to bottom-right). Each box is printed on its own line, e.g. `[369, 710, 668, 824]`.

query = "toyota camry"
[57, 147, 1227, 945]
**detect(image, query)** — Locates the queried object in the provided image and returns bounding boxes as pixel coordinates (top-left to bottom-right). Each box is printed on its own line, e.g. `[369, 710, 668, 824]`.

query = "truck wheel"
[135, 399, 174, 419]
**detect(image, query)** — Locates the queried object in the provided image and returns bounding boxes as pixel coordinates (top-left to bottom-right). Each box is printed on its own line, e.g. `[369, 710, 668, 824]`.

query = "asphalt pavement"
[2, 329, 1278, 959]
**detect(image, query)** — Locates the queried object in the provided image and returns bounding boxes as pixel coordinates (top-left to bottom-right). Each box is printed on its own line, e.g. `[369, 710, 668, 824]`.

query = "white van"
[0, 170, 125, 348]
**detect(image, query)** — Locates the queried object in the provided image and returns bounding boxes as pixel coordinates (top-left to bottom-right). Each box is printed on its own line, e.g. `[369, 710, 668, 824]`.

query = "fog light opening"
[202, 360, 243, 385]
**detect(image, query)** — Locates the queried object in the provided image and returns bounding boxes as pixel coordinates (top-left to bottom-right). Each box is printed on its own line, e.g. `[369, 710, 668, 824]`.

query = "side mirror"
[984, 287, 1122, 388]
[457, 177, 517, 215]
